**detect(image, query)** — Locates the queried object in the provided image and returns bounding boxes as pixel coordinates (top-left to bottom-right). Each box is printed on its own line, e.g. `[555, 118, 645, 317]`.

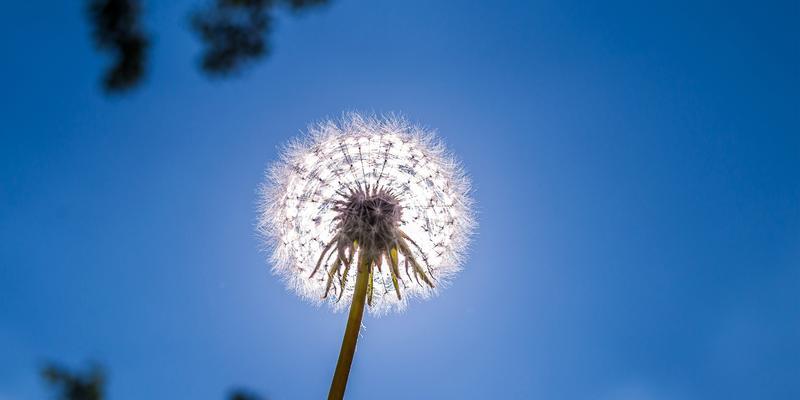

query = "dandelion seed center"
[334, 186, 401, 257]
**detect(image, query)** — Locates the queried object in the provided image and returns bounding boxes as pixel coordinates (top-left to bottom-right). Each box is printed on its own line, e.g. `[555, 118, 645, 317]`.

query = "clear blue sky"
[1, 1, 798, 399]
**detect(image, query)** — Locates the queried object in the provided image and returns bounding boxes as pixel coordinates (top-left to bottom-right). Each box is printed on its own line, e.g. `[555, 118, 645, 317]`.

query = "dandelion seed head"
[258, 113, 475, 315]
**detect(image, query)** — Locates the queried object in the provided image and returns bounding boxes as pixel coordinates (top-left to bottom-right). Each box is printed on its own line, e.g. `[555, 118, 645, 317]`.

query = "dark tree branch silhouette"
[42, 364, 105, 400]
[41, 363, 268, 400]
[86, 0, 330, 93]
[87, 0, 149, 92]
[228, 388, 264, 400]
[190, 0, 273, 75]
[191, 0, 329, 75]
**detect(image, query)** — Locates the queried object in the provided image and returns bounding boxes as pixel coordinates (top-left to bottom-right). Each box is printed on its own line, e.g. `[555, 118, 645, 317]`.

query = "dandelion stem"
[328, 253, 370, 400]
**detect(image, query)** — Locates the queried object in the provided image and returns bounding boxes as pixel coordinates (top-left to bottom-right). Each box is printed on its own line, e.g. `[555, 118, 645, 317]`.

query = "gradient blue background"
[1, 1, 799, 399]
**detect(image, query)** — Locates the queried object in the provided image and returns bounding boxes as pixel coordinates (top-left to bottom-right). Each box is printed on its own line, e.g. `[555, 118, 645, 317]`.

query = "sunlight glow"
[259, 113, 475, 314]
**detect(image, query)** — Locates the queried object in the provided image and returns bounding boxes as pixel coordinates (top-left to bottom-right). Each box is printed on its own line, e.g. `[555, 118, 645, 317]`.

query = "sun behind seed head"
[258, 113, 475, 315]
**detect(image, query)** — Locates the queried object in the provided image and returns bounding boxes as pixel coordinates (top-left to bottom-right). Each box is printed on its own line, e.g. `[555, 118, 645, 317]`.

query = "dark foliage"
[229, 388, 265, 400]
[190, 0, 273, 75]
[42, 364, 105, 400]
[41, 363, 266, 400]
[87, 0, 149, 92]
[190, 0, 329, 76]
[86, 0, 330, 93]
[283, 0, 330, 11]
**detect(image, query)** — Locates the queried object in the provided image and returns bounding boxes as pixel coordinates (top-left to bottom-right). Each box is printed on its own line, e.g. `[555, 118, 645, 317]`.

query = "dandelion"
[258, 113, 475, 399]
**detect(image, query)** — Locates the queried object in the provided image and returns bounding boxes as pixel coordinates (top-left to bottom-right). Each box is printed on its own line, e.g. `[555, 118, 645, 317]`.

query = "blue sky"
[1, 1, 798, 399]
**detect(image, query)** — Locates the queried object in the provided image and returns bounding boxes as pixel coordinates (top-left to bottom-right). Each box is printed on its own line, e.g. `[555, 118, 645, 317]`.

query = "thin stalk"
[328, 253, 370, 400]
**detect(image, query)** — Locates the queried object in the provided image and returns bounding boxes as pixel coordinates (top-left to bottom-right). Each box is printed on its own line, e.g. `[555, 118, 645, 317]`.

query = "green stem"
[328, 255, 370, 400]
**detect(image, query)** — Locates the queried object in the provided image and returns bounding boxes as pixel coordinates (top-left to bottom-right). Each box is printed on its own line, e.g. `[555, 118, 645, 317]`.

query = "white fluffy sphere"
[259, 113, 475, 314]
